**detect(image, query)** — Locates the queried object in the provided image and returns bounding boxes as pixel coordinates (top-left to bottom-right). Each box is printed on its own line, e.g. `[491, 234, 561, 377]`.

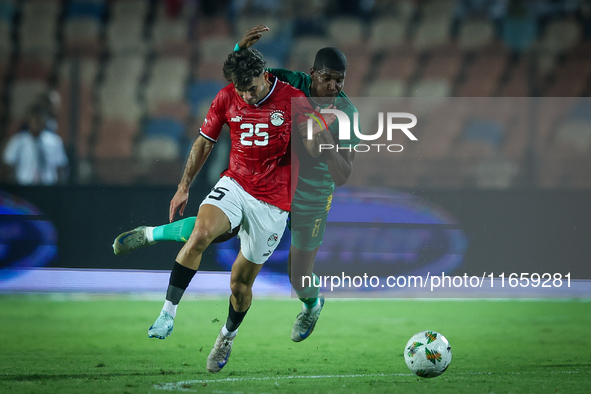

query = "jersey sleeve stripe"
[199, 129, 217, 143]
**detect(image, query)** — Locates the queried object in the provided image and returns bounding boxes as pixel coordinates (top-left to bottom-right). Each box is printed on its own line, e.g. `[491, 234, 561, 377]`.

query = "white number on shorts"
[240, 123, 269, 146]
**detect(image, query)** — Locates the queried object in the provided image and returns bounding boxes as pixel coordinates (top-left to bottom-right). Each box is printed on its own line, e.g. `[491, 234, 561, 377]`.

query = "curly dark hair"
[222, 49, 266, 90]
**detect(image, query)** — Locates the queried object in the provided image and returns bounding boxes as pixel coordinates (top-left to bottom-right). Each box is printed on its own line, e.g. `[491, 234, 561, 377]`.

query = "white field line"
[154, 370, 583, 391]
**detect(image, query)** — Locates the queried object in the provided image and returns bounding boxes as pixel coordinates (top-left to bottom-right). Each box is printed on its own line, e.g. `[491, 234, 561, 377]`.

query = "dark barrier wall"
[1, 186, 590, 279]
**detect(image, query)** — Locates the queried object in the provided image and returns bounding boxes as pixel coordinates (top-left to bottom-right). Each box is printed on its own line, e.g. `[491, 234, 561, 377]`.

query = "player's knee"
[230, 280, 251, 303]
[185, 227, 216, 253]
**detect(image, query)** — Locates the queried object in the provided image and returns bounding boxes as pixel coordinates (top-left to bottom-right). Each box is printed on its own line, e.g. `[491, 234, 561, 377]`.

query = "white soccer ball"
[404, 331, 452, 378]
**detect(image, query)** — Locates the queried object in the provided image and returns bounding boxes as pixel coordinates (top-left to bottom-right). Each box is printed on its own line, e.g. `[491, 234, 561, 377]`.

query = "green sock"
[152, 217, 196, 242]
[297, 273, 320, 307]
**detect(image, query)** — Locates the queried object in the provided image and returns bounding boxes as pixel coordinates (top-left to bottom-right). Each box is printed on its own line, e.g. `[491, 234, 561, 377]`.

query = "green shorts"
[290, 194, 332, 252]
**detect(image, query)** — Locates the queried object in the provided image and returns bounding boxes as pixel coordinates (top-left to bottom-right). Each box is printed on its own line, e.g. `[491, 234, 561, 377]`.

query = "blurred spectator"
[2, 106, 69, 185]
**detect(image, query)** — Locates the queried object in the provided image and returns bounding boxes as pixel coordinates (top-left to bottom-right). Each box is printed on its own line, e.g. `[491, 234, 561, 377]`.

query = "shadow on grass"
[0, 369, 208, 382]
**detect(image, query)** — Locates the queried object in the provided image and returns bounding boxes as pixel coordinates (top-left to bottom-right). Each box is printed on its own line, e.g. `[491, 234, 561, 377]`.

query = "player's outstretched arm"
[237, 25, 269, 50]
[170, 136, 215, 222]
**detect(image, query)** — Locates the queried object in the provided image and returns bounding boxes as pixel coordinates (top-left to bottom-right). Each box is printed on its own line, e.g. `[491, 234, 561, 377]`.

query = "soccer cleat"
[148, 311, 174, 339]
[112, 226, 155, 255]
[206, 329, 235, 373]
[291, 294, 325, 342]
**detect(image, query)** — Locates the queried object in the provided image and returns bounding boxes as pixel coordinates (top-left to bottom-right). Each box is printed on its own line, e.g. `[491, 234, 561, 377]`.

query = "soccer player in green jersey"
[113, 25, 359, 343]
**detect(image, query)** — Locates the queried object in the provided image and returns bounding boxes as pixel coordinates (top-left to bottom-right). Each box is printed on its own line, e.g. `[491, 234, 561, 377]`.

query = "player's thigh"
[239, 200, 288, 265]
[197, 176, 244, 239]
[290, 208, 329, 252]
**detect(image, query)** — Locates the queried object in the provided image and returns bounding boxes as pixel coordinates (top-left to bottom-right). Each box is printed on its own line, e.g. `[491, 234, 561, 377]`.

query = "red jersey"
[199, 76, 308, 212]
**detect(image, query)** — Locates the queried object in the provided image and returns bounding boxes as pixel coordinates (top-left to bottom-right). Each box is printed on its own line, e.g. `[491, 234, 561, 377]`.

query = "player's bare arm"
[238, 25, 269, 49]
[170, 136, 215, 222]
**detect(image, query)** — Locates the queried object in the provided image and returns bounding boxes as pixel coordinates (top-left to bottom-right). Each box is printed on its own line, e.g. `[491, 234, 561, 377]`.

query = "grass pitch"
[0, 295, 589, 393]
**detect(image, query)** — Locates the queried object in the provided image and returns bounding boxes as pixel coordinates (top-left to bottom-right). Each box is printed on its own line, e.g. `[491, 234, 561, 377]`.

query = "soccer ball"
[404, 331, 452, 378]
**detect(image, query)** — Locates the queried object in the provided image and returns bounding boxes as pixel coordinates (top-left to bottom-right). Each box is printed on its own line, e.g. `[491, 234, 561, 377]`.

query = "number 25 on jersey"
[240, 123, 269, 146]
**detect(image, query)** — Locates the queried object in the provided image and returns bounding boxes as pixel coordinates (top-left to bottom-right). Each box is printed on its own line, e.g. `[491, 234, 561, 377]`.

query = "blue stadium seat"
[143, 117, 185, 140]
[462, 118, 504, 147]
[66, 0, 105, 20]
[0, 0, 15, 22]
[502, 16, 538, 51]
[187, 80, 226, 117]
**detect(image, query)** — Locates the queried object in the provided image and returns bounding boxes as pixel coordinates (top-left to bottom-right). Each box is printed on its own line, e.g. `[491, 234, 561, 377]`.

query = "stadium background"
[0, 0, 590, 292]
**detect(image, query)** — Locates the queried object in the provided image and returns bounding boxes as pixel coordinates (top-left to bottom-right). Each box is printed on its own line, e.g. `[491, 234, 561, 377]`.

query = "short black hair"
[313, 47, 347, 72]
[223, 49, 266, 90]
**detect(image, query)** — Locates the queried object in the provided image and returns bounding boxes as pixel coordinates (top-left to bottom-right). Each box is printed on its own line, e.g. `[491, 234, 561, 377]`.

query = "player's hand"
[169, 188, 189, 223]
[238, 25, 269, 49]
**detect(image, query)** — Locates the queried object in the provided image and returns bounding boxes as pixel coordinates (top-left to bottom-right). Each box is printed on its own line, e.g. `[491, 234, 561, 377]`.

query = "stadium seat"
[58, 57, 98, 153]
[473, 157, 519, 188]
[456, 52, 508, 97]
[0, 0, 15, 22]
[193, 15, 232, 41]
[111, 0, 149, 21]
[103, 55, 145, 87]
[18, 15, 58, 56]
[65, 0, 105, 20]
[502, 16, 537, 52]
[544, 57, 591, 97]
[92, 157, 137, 184]
[154, 0, 196, 21]
[187, 80, 225, 117]
[458, 19, 495, 51]
[9, 79, 48, 120]
[98, 85, 142, 123]
[411, 78, 451, 97]
[99, 56, 144, 122]
[422, 51, 462, 82]
[461, 118, 504, 147]
[93, 118, 137, 159]
[413, 16, 452, 51]
[197, 36, 236, 64]
[538, 18, 582, 55]
[145, 57, 190, 113]
[13, 55, 53, 80]
[288, 37, 335, 73]
[327, 17, 365, 47]
[555, 120, 591, 153]
[63, 18, 103, 56]
[377, 50, 418, 81]
[143, 117, 185, 139]
[136, 134, 181, 163]
[151, 17, 192, 57]
[420, 0, 456, 19]
[22, 0, 61, 20]
[369, 17, 408, 52]
[106, 18, 147, 55]
[365, 79, 406, 97]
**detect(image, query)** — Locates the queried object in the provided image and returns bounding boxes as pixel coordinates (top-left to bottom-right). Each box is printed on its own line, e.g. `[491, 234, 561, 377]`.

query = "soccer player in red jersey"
[116, 48, 332, 373]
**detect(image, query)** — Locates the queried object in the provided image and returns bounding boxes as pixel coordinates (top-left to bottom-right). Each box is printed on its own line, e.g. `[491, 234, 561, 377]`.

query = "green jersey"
[268, 68, 360, 210]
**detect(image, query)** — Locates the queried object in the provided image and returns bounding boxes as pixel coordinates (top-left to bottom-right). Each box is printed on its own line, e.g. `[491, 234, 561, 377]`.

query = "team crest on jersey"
[267, 233, 279, 247]
[270, 110, 284, 126]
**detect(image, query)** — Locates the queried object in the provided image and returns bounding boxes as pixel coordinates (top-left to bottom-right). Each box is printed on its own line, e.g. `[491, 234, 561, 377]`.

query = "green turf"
[0, 295, 589, 393]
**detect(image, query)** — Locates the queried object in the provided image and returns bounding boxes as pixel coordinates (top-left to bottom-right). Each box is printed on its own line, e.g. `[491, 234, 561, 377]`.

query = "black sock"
[225, 297, 250, 332]
[166, 262, 197, 305]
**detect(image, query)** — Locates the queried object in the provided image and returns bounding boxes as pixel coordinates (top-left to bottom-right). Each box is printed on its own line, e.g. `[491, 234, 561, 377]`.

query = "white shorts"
[200, 176, 288, 264]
